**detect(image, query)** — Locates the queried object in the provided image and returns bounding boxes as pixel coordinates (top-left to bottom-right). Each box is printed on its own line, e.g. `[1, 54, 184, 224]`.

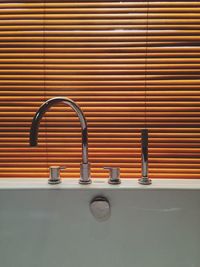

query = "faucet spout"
[30, 97, 91, 184]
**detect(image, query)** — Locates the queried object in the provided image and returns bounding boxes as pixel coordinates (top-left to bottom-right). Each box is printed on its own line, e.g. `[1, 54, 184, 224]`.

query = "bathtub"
[0, 178, 199, 267]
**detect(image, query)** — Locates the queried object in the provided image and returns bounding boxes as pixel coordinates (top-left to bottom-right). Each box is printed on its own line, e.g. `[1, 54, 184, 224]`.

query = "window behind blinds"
[0, 1, 199, 179]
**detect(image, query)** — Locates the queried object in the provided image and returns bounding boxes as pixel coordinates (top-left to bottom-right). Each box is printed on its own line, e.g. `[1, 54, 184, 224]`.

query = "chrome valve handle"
[104, 167, 121, 185]
[48, 166, 65, 185]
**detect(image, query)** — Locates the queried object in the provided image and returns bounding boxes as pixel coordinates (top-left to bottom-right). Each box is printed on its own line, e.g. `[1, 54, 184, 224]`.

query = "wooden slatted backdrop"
[0, 1, 200, 179]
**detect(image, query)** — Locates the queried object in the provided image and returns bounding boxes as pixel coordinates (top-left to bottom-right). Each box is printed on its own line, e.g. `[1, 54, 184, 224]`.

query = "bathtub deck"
[0, 178, 200, 189]
[0, 179, 199, 267]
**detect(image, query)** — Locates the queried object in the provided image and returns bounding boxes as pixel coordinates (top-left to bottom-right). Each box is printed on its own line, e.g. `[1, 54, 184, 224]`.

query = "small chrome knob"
[104, 167, 121, 185]
[48, 166, 65, 184]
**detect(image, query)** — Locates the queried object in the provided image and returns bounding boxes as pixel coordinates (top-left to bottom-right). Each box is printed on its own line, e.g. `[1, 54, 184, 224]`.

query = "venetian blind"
[0, 1, 199, 179]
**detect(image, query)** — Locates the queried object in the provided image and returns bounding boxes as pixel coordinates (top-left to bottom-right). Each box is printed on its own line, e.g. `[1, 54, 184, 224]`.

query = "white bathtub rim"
[0, 178, 199, 190]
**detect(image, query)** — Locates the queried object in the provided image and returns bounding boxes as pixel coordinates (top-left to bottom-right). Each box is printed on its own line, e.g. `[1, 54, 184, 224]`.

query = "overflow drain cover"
[90, 197, 110, 222]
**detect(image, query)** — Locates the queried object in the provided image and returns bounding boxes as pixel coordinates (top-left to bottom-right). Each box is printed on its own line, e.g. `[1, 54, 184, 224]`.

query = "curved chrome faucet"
[29, 97, 91, 184]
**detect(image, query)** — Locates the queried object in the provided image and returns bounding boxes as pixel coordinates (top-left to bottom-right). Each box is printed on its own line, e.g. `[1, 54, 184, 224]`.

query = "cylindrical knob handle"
[104, 167, 121, 184]
[48, 166, 65, 184]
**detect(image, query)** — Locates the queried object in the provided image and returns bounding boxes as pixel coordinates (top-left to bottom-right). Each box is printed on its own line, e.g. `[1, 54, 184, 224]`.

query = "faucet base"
[48, 179, 61, 185]
[79, 179, 92, 185]
[79, 163, 92, 185]
[138, 176, 152, 185]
